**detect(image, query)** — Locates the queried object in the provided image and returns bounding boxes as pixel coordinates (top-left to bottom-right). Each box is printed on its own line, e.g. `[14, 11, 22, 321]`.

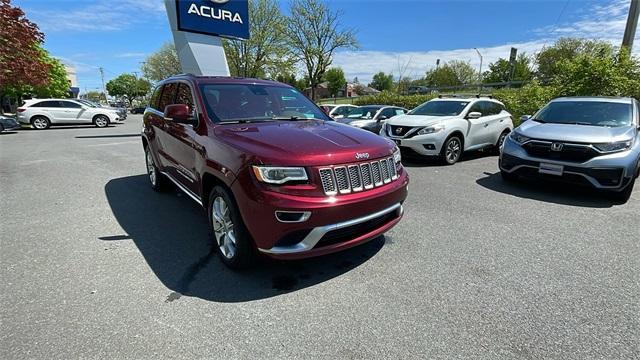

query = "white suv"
[16, 99, 124, 130]
[381, 97, 514, 164]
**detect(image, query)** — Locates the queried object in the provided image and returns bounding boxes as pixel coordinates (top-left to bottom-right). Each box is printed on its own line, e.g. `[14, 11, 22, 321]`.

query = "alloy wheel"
[146, 150, 157, 186]
[446, 138, 461, 163]
[211, 196, 237, 259]
[95, 116, 108, 127]
[32, 117, 48, 129]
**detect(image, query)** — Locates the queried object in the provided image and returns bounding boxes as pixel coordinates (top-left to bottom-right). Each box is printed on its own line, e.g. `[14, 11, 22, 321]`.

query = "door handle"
[484, 123, 489, 127]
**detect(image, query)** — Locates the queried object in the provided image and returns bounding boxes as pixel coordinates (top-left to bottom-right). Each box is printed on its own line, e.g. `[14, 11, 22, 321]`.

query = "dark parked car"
[0, 115, 20, 132]
[142, 75, 408, 269]
[337, 105, 408, 133]
[130, 107, 146, 114]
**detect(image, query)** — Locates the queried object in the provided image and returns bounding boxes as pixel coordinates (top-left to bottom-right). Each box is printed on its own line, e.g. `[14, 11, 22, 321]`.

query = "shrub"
[492, 82, 557, 125]
[353, 91, 437, 109]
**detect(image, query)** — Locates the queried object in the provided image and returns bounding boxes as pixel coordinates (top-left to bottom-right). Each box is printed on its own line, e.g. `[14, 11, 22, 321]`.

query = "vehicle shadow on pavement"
[476, 172, 619, 208]
[401, 149, 496, 168]
[76, 134, 140, 139]
[104, 175, 384, 303]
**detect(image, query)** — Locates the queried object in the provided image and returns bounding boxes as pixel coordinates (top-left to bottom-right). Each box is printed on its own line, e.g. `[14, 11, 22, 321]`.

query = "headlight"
[252, 166, 308, 184]
[417, 124, 444, 135]
[393, 147, 401, 164]
[510, 131, 530, 144]
[593, 140, 633, 153]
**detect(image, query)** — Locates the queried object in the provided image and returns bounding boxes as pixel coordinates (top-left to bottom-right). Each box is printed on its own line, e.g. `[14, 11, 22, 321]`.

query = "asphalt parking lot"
[1, 115, 638, 359]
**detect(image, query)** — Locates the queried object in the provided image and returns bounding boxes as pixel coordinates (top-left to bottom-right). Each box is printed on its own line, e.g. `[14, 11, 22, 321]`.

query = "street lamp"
[473, 48, 483, 94]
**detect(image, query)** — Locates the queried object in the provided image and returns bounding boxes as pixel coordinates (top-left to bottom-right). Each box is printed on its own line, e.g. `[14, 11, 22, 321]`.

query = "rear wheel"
[440, 135, 463, 165]
[94, 115, 109, 128]
[31, 116, 50, 130]
[208, 186, 254, 269]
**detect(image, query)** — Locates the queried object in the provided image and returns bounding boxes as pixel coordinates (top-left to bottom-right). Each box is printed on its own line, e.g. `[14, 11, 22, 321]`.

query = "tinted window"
[380, 108, 396, 119]
[534, 101, 632, 127]
[60, 101, 82, 108]
[32, 101, 60, 108]
[346, 106, 382, 119]
[149, 86, 162, 111]
[158, 83, 177, 112]
[411, 101, 469, 116]
[175, 83, 195, 111]
[199, 84, 328, 122]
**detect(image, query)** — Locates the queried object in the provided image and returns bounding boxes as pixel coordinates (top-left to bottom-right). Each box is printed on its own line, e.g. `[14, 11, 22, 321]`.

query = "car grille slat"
[523, 141, 599, 163]
[319, 157, 398, 195]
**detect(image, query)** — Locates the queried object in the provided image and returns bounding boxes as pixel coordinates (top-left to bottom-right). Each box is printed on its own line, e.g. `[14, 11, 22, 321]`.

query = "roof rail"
[438, 94, 493, 99]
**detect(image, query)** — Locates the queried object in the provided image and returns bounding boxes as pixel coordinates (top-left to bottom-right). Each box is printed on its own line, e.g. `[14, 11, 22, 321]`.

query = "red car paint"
[142, 75, 408, 260]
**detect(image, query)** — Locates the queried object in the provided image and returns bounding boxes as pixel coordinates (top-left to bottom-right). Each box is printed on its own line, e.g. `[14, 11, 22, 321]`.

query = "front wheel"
[208, 186, 254, 269]
[494, 130, 510, 155]
[610, 177, 635, 203]
[440, 136, 463, 165]
[94, 115, 109, 128]
[145, 146, 168, 192]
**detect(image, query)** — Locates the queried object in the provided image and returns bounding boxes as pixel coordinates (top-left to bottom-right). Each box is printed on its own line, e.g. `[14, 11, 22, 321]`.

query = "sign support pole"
[164, 0, 231, 76]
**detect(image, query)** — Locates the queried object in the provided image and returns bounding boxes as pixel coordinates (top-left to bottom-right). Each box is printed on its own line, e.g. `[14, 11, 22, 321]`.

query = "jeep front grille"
[319, 157, 398, 195]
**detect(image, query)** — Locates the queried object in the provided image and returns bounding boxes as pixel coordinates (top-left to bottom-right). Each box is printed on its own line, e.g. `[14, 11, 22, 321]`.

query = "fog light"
[275, 211, 311, 223]
[423, 144, 436, 150]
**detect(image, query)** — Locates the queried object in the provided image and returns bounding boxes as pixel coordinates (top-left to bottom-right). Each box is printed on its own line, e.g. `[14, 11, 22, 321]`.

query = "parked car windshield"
[199, 84, 329, 122]
[534, 101, 632, 127]
[409, 101, 470, 116]
[346, 106, 381, 119]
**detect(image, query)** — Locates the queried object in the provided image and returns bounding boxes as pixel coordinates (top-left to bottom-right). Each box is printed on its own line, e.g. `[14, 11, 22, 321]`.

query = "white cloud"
[115, 52, 148, 58]
[333, 0, 638, 84]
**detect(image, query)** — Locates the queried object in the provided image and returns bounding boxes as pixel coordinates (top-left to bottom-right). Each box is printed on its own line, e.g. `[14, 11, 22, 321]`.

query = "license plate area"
[539, 163, 564, 176]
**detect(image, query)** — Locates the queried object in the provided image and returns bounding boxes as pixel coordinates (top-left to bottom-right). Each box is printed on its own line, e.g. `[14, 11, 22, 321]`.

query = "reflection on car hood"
[386, 114, 457, 127]
[517, 120, 636, 143]
[337, 117, 375, 125]
[215, 119, 396, 166]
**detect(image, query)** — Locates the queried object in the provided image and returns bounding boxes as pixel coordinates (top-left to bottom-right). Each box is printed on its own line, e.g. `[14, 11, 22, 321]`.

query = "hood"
[386, 114, 457, 127]
[214, 119, 396, 166]
[517, 120, 636, 143]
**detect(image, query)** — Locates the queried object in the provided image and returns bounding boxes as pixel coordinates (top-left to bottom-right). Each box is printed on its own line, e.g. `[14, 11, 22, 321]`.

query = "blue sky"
[15, 0, 639, 91]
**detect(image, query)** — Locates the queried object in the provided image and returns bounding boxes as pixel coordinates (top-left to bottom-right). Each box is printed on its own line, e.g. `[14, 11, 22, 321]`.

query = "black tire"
[208, 186, 254, 269]
[500, 169, 518, 182]
[144, 146, 168, 192]
[0, 123, 4, 133]
[494, 130, 510, 155]
[93, 115, 110, 128]
[440, 135, 463, 165]
[31, 116, 50, 130]
[610, 177, 635, 203]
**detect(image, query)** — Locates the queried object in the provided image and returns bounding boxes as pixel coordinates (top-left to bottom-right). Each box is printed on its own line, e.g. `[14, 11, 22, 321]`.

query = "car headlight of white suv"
[417, 124, 444, 135]
[593, 139, 633, 153]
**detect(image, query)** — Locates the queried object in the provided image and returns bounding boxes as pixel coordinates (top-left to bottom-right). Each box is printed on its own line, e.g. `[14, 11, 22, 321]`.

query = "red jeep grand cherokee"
[142, 75, 408, 268]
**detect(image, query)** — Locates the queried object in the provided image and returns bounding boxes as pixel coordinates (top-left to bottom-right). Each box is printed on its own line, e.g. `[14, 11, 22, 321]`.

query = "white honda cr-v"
[381, 97, 514, 164]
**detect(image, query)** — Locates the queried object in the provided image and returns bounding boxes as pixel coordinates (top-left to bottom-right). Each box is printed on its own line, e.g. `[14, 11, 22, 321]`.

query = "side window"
[175, 83, 195, 112]
[335, 106, 350, 116]
[157, 83, 177, 112]
[32, 101, 59, 108]
[380, 108, 396, 119]
[149, 86, 162, 111]
[60, 101, 82, 108]
[394, 108, 406, 116]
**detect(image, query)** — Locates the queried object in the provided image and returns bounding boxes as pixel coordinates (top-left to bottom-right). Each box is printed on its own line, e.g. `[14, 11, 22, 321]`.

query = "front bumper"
[386, 132, 445, 156]
[500, 136, 639, 191]
[232, 168, 409, 260]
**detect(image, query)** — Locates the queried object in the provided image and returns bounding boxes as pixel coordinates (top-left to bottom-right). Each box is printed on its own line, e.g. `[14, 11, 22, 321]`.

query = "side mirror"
[520, 115, 531, 122]
[164, 104, 196, 125]
[467, 112, 482, 119]
[377, 115, 388, 121]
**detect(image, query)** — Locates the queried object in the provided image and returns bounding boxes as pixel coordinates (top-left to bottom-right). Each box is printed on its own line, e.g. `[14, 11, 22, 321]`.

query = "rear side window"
[60, 101, 82, 108]
[157, 83, 177, 112]
[31, 101, 60, 108]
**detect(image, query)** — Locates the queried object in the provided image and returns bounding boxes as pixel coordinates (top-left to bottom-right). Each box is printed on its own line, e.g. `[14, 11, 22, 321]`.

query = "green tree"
[284, 0, 358, 100]
[369, 72, 393, 91]
[483, 53, 533, 84]
[141, 43, 181, 82]
[106, 74, 151, 106]
[535, 38, 611, 82]
[224, 0, 292, 78]
[31, 47, 70, 98]
[425, 60, 476, 87]
[323, 67, 346, 97]
[552, 46, 640, 99]
[84, 91, 104, 103]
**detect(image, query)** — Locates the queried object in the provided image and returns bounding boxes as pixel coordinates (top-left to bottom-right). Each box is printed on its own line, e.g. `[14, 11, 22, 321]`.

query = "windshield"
[534, 101, 632, 127]
[199, 84, 329, 123]
[346, 106, 381, 119]
[409, 101, 469, 116]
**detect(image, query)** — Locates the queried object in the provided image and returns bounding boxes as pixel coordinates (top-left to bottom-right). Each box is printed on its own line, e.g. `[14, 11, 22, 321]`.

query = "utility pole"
[99, 67, 107, 104]
[622, 0, 639, 51]
[473, 48, 483, 95]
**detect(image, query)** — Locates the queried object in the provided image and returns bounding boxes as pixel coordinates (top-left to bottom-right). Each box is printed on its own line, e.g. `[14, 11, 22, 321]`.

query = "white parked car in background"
[16, 99, 124, 130]
[381, 97, 514, 164]
[320, 104, 358, 119]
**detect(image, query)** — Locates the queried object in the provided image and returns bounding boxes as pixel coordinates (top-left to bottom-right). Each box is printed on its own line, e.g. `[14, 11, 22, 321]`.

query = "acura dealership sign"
[176, 0, 250, 40]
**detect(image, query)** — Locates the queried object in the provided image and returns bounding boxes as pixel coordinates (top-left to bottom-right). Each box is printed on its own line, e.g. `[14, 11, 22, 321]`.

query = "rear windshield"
[199, 84, 329, 122]
[534, 101, 632, 127]
[346, 106, 381, 119]
[410, 101, 469, 116]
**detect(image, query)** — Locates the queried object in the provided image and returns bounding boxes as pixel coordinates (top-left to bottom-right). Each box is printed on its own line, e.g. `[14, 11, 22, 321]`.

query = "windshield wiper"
[220, 118, 274, 124]
[271, 116, 327, 121]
